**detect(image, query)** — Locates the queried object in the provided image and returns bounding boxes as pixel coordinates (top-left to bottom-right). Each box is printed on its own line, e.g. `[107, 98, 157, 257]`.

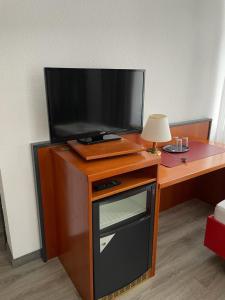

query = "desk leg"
[149, 184, 161, 277]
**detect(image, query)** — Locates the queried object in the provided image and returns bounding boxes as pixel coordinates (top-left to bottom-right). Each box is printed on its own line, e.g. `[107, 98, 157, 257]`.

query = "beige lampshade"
[141, 114, 171, 142]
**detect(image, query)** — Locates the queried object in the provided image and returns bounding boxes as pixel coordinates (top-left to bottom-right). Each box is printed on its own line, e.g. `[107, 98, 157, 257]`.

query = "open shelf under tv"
[91, 167, 157, 201]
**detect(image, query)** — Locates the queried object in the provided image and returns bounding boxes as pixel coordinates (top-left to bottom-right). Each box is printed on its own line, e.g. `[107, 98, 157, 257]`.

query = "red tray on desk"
[161, 141, 225, 168]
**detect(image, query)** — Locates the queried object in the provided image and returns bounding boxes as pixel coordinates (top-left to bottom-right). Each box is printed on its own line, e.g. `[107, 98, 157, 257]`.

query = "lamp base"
[146, 142, 161, 155]
[147, 148, 161, 155]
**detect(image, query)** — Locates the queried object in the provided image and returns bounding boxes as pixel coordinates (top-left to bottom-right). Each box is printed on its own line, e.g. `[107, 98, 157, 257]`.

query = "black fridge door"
[94, 216, 152, 299]
[92, 184, 155, 299]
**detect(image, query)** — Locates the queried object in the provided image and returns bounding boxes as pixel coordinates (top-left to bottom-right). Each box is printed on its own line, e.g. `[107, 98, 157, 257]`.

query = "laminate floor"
[0, 199, 225, 300]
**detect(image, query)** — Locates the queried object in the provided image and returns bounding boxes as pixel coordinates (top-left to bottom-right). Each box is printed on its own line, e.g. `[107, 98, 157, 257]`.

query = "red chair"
[204, 200, 225, 259]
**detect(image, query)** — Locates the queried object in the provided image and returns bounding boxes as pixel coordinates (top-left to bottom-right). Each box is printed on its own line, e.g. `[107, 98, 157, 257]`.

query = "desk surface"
[158, 141, 225, 189]
[124, 133, 225, 189]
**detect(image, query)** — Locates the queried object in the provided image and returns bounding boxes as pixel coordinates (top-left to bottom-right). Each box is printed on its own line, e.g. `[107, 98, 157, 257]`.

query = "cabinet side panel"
[52, 152, 92, 300]
[37, 146, 59, 260]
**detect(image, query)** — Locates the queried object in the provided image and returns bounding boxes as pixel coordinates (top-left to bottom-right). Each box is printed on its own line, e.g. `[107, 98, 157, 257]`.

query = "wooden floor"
[0, 199, 225, 300]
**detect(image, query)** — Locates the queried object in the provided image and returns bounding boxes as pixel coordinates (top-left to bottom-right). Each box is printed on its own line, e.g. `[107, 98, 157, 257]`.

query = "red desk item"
[161, 141, 225, 168]
[204, 215, 225, 260]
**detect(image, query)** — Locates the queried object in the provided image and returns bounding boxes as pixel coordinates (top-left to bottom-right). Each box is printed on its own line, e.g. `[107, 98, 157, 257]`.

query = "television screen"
[44, 68, 145, 142]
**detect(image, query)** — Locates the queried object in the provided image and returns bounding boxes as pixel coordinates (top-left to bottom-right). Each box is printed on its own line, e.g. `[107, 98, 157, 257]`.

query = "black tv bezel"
[44, 67, 145, 143]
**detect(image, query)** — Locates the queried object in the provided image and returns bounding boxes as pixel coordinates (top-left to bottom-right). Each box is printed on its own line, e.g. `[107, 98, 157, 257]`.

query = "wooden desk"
[158, 142, 225, 211]
[159, 142, 225, 188]
[123, 119, 225, 212]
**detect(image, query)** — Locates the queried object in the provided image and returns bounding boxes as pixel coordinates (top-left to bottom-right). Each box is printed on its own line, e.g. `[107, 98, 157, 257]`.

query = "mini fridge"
[92, 183, 156, 299]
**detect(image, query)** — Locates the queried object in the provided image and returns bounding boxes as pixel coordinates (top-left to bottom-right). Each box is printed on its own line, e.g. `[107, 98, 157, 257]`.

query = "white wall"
[0, 0, 224, 258]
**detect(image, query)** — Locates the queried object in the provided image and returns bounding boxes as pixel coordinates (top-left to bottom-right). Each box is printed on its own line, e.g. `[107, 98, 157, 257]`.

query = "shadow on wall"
[28, 69, 49, 142]
[0, 170, 12, 251]
[0, 195, 7, 248]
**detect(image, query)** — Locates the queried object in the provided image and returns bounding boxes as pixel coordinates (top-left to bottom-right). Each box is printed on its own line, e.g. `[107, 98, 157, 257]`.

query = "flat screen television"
[44, 68, 145, 143]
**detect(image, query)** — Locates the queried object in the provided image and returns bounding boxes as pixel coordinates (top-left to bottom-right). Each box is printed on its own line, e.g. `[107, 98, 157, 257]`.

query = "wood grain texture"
[53, 146, 160, 182]
[158, 141, 225, 189]
[52, 151, 93, 300]
[0, 253, 80, 300]
[1, 199, 224, 300]
[67, 138, 146, 160]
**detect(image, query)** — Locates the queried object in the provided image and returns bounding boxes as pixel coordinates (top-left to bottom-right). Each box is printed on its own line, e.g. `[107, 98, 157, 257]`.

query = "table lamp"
[141, 114, 171, 153]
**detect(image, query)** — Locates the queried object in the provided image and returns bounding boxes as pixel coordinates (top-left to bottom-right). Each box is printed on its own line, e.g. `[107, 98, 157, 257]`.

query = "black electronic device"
[93, 180, 121, 191]
[77, 133, 121, 145]
[44, 68, 145, 143]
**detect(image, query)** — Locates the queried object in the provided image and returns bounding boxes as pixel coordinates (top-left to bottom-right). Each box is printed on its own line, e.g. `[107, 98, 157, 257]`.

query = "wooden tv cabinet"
[32, 118, 213, 299]
[34, 143, 160, 300]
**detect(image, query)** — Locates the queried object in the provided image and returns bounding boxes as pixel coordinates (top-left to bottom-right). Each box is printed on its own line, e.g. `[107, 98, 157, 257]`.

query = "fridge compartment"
[93, 216, 152, 299]
[99, 190, 148, 230]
